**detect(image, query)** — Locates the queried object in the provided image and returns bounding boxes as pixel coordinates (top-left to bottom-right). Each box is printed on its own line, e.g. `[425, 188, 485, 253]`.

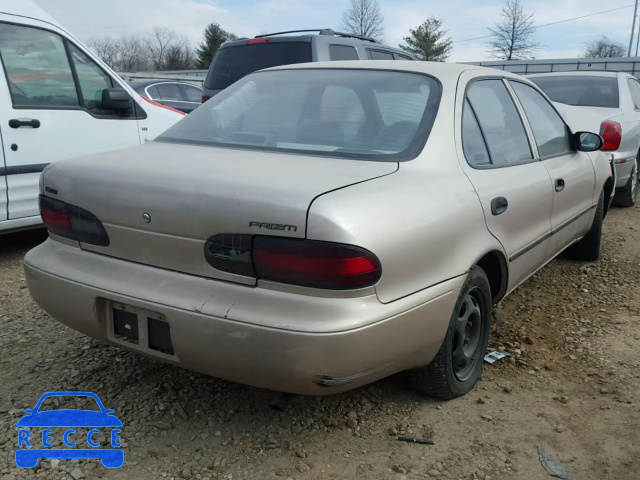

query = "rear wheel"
[569, 190, 604, 262]
[613, 158, 637, 207]
[410, 266, 492, 399]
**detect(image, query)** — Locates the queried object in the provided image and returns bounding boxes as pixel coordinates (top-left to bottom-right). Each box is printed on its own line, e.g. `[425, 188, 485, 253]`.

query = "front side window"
[68, 44, 113, 112]
[158, 69, 441, 162]
[510, 81, 571, 159]
[0, 23, 79, 107]
[329, 45, 359, 61]
[466, 79, 532, 167]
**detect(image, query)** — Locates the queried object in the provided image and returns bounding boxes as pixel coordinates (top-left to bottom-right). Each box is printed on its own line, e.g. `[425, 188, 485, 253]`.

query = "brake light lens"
[600, 121, 622, 151]
[202, 95, 211, 103]
[253, 237, 381, 290]
[39, 195, 110, 246]
[248, 38, 271, 44]
[204, 235, 382, 290]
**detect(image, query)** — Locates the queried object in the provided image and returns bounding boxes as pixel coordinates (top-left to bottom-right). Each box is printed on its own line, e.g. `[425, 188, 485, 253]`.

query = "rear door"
[456, 74, 554, 291]
[508, 80, 596, 257]
[0, 19, 141, 221]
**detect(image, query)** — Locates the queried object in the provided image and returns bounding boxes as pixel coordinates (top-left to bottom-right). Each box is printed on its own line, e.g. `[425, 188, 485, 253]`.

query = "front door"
[508, 80, 596, 256]
[0, 21, 141, 220]
[456, 76, 554, 291]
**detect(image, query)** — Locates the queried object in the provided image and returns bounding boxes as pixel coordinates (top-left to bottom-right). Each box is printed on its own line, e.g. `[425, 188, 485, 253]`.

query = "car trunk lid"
[41, 142, 397, 283]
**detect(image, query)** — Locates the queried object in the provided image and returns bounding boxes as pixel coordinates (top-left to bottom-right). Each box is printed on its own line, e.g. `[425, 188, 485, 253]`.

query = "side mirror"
[575, 132, 604, 152]
[101, 88, 133, 112]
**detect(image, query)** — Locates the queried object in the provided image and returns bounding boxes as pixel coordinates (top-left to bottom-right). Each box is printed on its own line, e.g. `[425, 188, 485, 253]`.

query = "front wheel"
[409, 266, 492, 400]
[568, 190, 604, 262]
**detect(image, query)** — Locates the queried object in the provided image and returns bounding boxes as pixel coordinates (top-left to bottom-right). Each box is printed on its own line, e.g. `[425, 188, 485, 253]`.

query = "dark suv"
[201, 29, 415, 102]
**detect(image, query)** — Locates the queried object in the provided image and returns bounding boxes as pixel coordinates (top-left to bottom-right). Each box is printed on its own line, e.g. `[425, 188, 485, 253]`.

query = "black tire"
[409, 266, 492, 400]
[569, 190, 604, 262]
[613, 158, 637, 207]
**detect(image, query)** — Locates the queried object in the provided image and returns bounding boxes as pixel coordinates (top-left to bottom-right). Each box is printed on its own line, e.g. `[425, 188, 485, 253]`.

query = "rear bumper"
[24, 240, 464, 395]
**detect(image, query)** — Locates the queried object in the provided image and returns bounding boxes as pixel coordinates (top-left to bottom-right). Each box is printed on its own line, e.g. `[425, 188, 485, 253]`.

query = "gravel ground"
[1, 206, 639, 480]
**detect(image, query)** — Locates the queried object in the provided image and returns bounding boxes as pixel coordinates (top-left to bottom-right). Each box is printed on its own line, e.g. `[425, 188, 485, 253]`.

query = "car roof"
[527, 71, 622, 78]
[0, 0, 62, 29]
[263, 60, 523, 81]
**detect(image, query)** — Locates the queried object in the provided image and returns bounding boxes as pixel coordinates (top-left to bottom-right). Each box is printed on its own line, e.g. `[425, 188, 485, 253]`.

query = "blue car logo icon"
[15, 391, 124, 468]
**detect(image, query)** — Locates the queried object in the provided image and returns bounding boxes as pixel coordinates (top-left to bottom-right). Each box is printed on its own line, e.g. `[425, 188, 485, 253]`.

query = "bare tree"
[164, 36, 196, 70]
[584, 36, 626, 58]
[145, 27, 178, 70]
[341, 0, 384, 41]
[117, 36, 149, 71]
[86, 37, 120, 68]
[488, 0, 539, 60]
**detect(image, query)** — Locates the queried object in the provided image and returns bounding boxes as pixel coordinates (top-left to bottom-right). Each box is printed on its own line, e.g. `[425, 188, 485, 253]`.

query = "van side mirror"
[101, 88, 133, 112]
[575, 132, 604, 152]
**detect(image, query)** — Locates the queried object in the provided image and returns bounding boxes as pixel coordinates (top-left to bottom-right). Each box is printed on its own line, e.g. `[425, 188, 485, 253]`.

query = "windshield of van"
[530, 75, 620, 108]
[158, 69, 441, 162]
[205, 41, 312, 90]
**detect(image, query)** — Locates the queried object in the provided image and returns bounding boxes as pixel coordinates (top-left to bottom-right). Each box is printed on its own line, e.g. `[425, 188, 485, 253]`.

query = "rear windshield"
[205, 41, 312, 90]
[530, 75, 620, 108]
[158, 69, 441, 162]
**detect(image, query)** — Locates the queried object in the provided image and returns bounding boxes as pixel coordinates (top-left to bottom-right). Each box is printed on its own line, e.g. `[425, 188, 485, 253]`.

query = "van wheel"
[613, 158, 637, 207]
[569, 190, 604, 262]
[410, 266, 492, 400]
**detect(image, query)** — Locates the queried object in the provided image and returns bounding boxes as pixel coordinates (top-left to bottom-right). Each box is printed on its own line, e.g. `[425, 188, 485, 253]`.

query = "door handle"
[9, 118, 40, 129]
[491, 197, 508, 216]
[555, 178, 565, 192]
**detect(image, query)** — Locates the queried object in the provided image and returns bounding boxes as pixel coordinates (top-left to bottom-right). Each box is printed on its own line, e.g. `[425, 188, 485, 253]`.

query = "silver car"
[529, 71, 640, 207]
[24, 61, 613, 399]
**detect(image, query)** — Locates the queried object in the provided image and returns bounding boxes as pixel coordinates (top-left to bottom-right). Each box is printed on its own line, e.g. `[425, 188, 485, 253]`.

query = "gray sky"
[33, 0, 639, 62]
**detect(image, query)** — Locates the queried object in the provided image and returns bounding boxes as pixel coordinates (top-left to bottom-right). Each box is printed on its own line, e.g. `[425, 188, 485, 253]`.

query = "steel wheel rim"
[452, 288, 485, 382]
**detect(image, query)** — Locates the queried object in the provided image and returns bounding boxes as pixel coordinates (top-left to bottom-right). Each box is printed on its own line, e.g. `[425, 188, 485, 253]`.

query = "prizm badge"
[249, 221, 298, 232]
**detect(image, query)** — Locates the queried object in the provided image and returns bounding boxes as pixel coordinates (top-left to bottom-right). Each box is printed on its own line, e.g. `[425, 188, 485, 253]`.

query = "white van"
[0, 1, 184, 233]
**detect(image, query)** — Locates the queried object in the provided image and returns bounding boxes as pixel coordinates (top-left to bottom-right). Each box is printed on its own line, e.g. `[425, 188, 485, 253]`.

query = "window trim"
[462, 98, 493, 167]
[0, 20, 144, 120]
[462, 76, 537, 170]
[144, 82, 202, 104]
[507, 78, 575, 161]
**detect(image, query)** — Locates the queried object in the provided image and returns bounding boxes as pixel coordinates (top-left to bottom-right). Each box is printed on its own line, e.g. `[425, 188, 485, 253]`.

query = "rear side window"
[396, 53, 414, 60]
[509, 81, 571, 159]
[530, 75, 619, 108]
[159, 69, 441, 162]
[627, 78, 640, 110]
[367, 50, 394, 60]
[206, 42, 312, 91]
[329, 45, 359, 61]
[0, 23, 79, 107]
[466, 80, 532, 167]
[462, 100, 491, 166]
[155, 83, 183, 100]
[146, 85, 160, 99]
[180, 84, 202, 102]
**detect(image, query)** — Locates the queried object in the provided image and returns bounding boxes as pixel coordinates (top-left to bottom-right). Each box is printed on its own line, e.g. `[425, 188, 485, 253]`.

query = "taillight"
[600, 121, 622, 151]
[39, 195, 110, 246]
[248, 38, 270, 44]
[201, 95, 211, 103]
[204, 235, 382, 290]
